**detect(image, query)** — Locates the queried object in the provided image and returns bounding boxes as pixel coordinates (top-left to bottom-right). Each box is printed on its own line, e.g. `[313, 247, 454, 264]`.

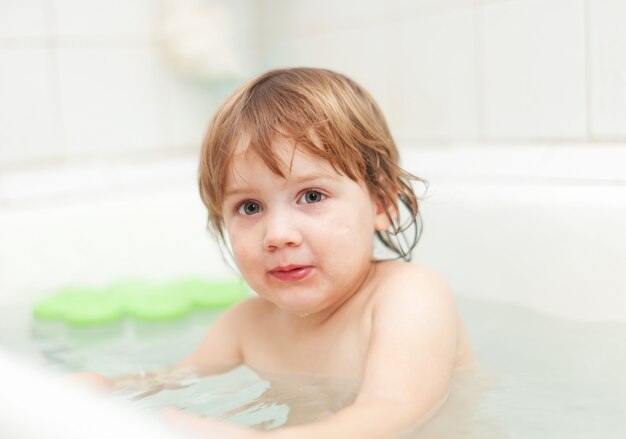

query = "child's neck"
[287, 260, 381, 328]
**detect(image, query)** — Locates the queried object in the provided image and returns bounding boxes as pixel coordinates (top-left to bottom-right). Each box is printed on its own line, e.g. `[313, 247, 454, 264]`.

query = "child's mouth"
[268, 265, 314, 281]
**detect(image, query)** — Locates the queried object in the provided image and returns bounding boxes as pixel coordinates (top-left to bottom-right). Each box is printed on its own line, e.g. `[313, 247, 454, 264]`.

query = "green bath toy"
[33, 278, 248, 326]
[124, 287, 192, 322]
[33, 288, 80, 320]
[63, 294, 123, 326]
[33, 286, 123, 326]
[167, 279, 247, 309]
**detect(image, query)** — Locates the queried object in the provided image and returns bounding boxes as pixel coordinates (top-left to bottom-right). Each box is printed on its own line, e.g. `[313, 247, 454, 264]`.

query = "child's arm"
[269, 266, 461, 439]
[71, 298, 249, 392]
[174, 298, 249, 375]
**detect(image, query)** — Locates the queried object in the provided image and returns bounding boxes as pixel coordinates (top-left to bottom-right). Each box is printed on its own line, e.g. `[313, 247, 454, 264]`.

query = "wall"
[0, 0, 254, 170]
[1, 0, 625, 169]
[258, 0, 626, 145]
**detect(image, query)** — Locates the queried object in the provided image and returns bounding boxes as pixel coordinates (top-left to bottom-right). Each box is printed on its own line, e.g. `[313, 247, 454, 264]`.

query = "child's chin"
[259, 284, 327, 314]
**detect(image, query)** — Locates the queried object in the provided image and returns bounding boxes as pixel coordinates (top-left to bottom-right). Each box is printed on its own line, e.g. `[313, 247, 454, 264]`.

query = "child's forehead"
[225, 137, 341, 189]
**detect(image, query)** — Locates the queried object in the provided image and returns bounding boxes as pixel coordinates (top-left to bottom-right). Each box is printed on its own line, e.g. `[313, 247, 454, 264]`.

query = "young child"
[77, 67, 474, 438]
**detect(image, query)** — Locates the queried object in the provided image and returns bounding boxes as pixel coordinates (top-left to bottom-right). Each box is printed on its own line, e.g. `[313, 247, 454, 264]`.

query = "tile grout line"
[46, 0, 68, 165]
[473, 0, 485, 143]
[584, 0, 593, 141]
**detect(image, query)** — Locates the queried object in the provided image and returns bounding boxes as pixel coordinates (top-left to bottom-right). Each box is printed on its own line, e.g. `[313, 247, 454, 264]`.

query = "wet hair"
[198, 67, 425, 260]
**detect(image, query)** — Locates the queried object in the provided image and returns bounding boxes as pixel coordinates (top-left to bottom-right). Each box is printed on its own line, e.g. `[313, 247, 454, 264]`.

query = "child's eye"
[298, 190, 326, 204]
[237, 201, 263, 216]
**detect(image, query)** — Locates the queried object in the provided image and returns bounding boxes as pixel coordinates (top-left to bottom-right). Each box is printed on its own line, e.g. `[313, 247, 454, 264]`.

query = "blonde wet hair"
[199, 67, 423, 260]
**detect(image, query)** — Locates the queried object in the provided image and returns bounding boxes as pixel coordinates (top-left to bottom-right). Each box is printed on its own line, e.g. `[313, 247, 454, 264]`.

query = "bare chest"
[242, 314, 372, 378]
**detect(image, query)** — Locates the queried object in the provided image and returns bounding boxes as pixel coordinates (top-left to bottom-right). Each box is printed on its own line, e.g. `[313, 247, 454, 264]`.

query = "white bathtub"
[1, 144, 624, 321]
[406, 144, 626, 322]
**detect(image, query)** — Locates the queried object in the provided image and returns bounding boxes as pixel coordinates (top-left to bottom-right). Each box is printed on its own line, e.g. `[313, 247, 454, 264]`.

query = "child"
[77, 67, 473, 438]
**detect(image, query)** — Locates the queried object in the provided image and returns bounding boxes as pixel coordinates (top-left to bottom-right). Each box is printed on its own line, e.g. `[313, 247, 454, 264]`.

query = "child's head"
[199, 67, 422, 260]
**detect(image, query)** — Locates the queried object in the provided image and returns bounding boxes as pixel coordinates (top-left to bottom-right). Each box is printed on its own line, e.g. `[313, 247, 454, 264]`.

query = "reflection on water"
[1, 298, 625, 437]
[119, 366, 360, 430]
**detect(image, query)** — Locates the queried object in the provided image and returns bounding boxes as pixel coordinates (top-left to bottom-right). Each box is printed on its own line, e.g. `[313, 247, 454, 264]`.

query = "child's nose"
[262, 209, 302, 251]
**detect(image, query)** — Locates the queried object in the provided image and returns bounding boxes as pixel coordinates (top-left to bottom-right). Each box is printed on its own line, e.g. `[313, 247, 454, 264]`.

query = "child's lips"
[268, 265, 314, 281]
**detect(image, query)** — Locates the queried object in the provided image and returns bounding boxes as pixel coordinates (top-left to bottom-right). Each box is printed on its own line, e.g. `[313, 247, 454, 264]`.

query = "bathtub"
[407, 144, 626, 322]
[0, 144, 624, 437]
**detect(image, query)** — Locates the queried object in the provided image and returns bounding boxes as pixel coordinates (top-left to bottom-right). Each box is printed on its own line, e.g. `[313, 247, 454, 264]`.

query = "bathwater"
[1, 297, 624, 438]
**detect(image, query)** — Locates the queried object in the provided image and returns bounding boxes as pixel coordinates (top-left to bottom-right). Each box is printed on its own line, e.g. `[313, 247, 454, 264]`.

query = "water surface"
[1, 297, 624, 438]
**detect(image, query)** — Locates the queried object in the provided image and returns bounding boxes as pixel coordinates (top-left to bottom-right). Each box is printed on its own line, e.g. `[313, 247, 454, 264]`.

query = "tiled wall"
[1, 0, 625, 171]
[0, 0, 254, 169]
[259, 0, 626, 145]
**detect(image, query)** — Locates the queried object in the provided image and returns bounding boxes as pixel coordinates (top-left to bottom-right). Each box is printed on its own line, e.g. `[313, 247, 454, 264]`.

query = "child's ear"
[373, 195, 396, 232]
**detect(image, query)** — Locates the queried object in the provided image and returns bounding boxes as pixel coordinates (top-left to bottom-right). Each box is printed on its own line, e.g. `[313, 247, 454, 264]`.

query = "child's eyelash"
[297, 189, 327, 204]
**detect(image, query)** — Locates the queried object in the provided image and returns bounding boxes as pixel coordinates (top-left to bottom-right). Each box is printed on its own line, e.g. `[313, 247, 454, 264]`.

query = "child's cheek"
[226, 230, 252, 268]
[230, 238, 252, 268]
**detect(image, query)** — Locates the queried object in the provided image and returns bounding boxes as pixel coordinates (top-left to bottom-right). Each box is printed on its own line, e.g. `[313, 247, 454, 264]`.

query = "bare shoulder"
[373, 261, 455, 308]
[217, 294, 275, 329]
[357, 262, 472, 418]
[370, 261, 474, 368]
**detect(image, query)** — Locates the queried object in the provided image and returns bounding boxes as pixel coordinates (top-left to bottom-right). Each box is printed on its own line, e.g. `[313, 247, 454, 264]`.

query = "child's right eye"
[237, 201, 263, 216]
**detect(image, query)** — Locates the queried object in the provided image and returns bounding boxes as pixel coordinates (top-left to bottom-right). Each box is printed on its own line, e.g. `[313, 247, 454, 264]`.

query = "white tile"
[480, 0, 586, 139]
[589, 0, 626, 137]
[0, 0, 49, 39]
[54, 0, 157, 37]
[256, 0, 294, 63]
[311, 26, 391, 114]
[0, 48, 63, 166]
[387, 8, 479, 142]
[161, 74, 220, 150]
[56, 47, 164, 158]
[387, 0, 473, 18]
[289, 0, 386, 35]
[267, 33, 327, 69]
[259, 25, 392, 128]
[256, 36, 295, 71]
[258, 0, 385, 70]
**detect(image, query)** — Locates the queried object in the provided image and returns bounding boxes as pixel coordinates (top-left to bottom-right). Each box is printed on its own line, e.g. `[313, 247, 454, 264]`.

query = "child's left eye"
[298, 190, 326, 204]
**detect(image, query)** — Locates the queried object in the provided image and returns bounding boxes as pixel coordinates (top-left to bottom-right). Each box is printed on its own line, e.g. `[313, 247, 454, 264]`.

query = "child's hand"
[67, 371, 115, 391]
[160, 407, 264, 439]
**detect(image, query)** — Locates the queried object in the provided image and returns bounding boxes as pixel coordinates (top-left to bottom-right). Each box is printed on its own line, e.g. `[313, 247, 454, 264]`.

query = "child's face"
[222, 137, 390, 317]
